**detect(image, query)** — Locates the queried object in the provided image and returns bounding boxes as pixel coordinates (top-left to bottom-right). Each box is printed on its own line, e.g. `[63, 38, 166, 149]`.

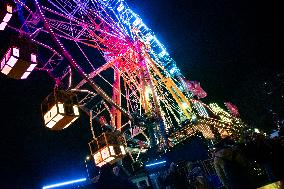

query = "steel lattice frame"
[4, 0, 244, 156]
[28, 0, 194, 129]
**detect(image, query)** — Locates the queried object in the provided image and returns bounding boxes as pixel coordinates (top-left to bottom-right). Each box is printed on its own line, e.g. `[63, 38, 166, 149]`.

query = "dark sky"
[0, 0, 281, 188]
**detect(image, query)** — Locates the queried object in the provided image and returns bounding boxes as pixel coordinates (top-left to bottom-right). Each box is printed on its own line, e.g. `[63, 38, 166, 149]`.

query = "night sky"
[0, 0, 281, 188]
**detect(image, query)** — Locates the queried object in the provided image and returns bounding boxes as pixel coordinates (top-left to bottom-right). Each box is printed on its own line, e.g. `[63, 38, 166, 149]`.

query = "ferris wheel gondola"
[41, 90, 80, 130]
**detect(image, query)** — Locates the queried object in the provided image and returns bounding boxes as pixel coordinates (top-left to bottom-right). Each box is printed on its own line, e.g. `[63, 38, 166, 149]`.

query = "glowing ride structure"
[1, 0, 245, 167]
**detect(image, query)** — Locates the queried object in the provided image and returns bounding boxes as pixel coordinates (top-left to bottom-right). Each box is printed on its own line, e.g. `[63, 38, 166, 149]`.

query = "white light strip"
[6, 56, 18, 67]
[31, 53, 37, 63]
[104, 157, 115, 163]
[58, 103, 64, 114]
[73, 105, 80, 116]
[120, 145, 126, 155]
[0, 22, 7, 30]
[46, 120, 56, 129]
[3, 13, 12, 23]
[12, 47, 19, 57]
[44, 104, 58, 124]
[62, 117, 78, 129]
[42, 178, 86, 189]
[27, 64, 37, 72]
[21, 71, 31, 79]
[109, 146, 115, 156]
[145, 160, 166, 167]
[52, 114, 64, 123]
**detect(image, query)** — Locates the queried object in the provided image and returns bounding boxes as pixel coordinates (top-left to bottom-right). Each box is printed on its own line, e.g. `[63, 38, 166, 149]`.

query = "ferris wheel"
[0, 0, 243, 167]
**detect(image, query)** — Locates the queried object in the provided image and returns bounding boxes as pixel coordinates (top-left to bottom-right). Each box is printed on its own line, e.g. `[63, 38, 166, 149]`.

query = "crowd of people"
[155, 127, 284, 189]
[156, 161, 215, 189]
[84, 163, 139, 189]
[84, 127, 284, 189]
[213, 129, 284, 188]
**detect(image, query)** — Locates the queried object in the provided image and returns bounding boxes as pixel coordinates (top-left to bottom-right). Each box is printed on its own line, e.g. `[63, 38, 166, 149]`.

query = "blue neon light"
[99, 0, 181, 76]
[42, 178, 86, 189]
[145, 160, 166, 167]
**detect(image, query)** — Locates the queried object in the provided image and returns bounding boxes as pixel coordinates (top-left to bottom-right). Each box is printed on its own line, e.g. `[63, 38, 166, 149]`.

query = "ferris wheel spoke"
[42, 2, 127, 40]
[33, 0, 131, 120]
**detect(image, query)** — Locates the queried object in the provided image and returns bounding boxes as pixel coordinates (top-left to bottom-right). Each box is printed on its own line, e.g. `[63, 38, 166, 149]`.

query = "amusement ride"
[1, 0, 245, 173]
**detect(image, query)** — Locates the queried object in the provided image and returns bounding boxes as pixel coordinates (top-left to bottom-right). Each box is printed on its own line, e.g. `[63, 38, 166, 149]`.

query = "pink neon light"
[3, 13, 12, 23]
[31, 53, 37, 63]
[0, 22, 7, 31]
[224, 102, 240, 117]
[12, 47, 20, 57]
[1, 58, 5, 69]
[5, 48, 11, 61]
[21, 72, 31, 79]
[27, 64, 37, 72]
[6, 56, 18, 67]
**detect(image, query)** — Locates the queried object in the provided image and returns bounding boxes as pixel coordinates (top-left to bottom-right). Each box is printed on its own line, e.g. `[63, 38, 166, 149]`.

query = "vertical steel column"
[112, 62, 122, 130]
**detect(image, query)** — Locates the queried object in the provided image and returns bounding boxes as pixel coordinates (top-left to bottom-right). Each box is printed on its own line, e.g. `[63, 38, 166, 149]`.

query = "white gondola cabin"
[89, 131, 126, 167]
[41, 90, 80, 130]
[0, 1, 13, 31]
[0, 36, 38, 79]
